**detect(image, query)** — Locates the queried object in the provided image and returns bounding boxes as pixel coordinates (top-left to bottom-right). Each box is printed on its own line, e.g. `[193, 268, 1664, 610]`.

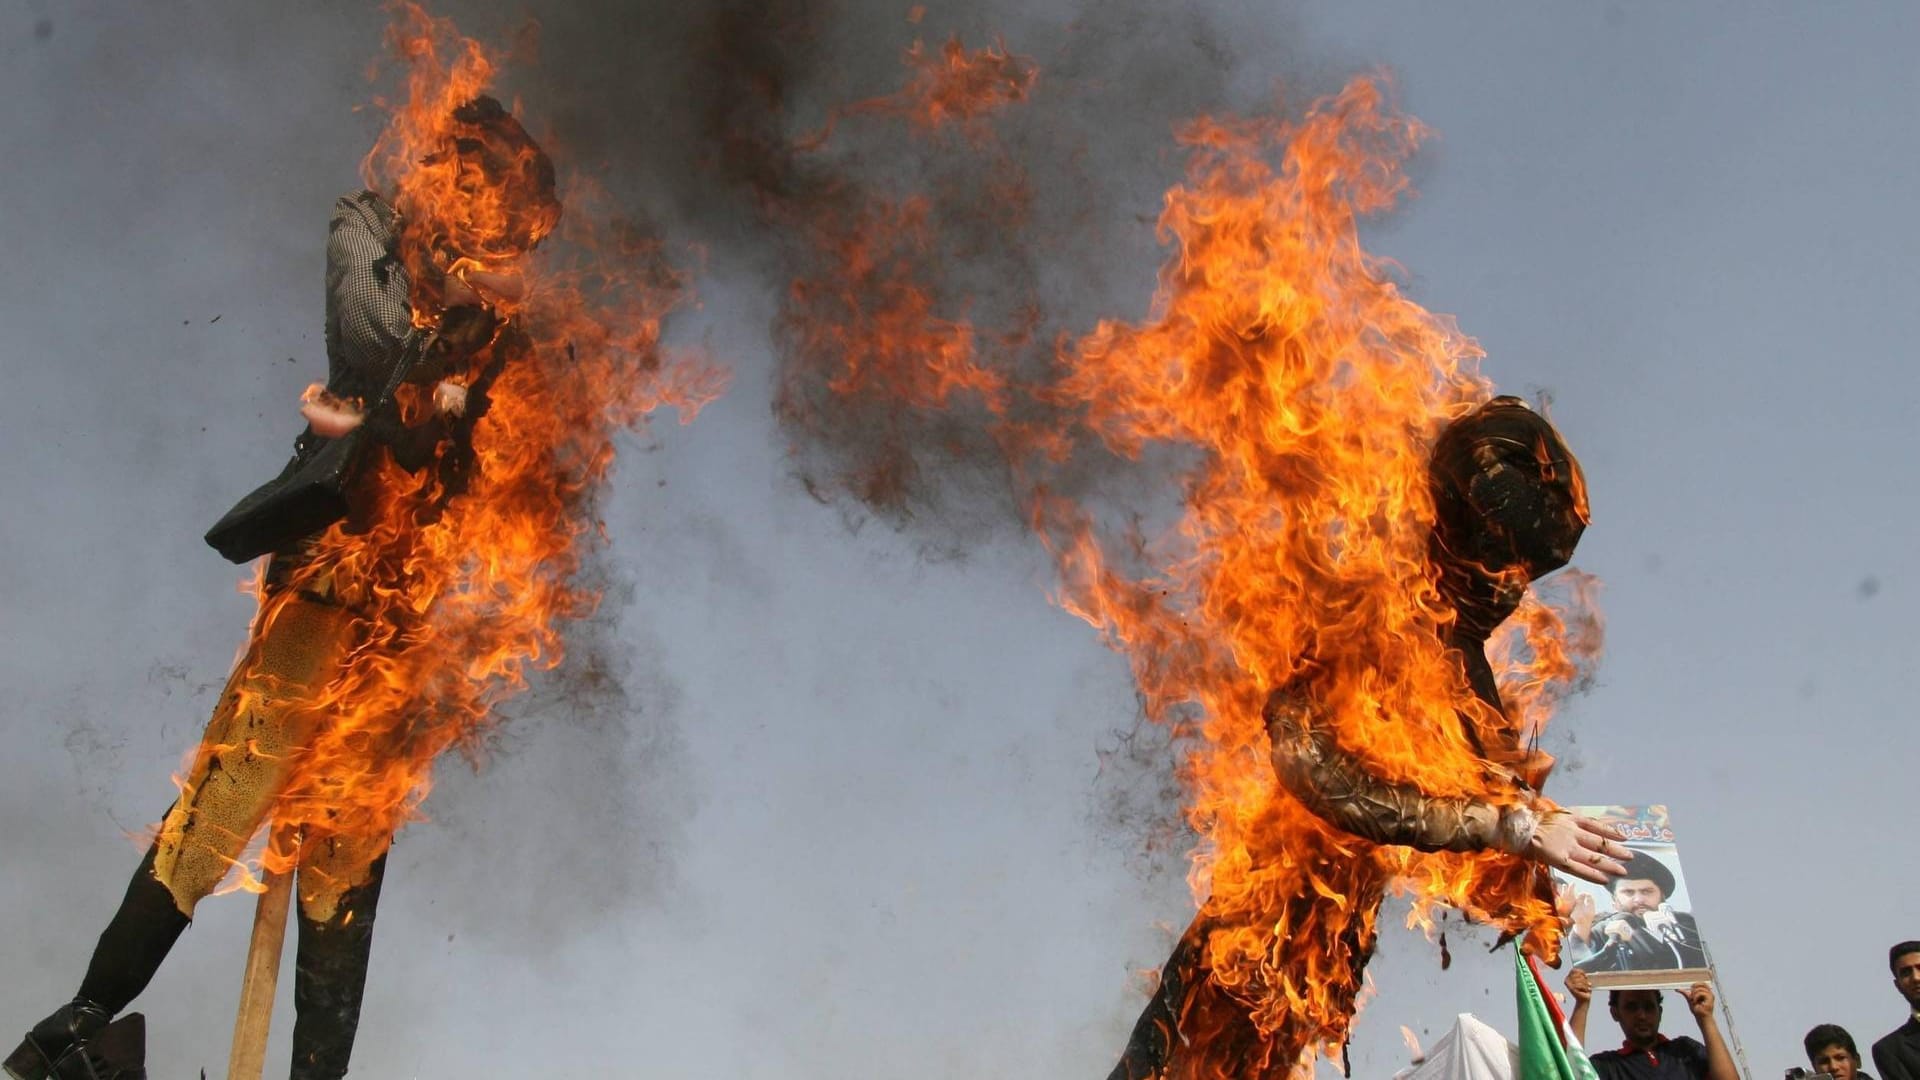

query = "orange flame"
[216, 5, 725, 877]
[783, 196, 1007, 414]
[773, 35, 1036, 511]
[1490, 567, 1604, 749]
[850, 36, 1037, 135]
[785, 65, 1602, 1074]
[791, 34, 1036, 153]
[1030, 77, 1598, 1074]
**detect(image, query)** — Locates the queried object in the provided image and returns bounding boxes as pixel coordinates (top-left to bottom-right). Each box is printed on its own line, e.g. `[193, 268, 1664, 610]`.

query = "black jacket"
[1873, 1017, 1920, 1080]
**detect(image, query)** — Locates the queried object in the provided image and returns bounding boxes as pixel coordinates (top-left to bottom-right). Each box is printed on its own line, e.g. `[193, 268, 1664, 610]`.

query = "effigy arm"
[1263, 686, 1536, 854]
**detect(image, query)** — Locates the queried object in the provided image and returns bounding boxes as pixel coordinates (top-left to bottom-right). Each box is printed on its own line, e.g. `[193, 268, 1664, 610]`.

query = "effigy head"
[1428, 395, 1589, 586]
[436, 95, 562, 260]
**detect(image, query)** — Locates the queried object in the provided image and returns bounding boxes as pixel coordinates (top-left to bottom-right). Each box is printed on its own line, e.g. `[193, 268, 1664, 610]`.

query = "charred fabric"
[1110, 397, 1601, 1079]
[5, 96, 560, 1080]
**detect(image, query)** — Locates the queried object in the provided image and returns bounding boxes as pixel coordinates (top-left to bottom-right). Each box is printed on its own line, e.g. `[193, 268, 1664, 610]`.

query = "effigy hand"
[432, 380, 469, 417]
[1520, 808, 1630, 885]
[446, 259, 527, 309]
[299, 383, 365, 437]
[464, 267, 526, 305]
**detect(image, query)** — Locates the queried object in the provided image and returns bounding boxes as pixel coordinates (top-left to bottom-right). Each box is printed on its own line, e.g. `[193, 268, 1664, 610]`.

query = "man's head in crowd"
[1608, 989, 1666, 1046]
[1890, 941, 1920, 1012]
[1607, 852, 1676, 915]
[1804, 1024, 1865, 1079]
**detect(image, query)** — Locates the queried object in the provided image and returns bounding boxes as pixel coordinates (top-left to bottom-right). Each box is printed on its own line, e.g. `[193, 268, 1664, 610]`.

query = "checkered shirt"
[324, 190, 422, 402]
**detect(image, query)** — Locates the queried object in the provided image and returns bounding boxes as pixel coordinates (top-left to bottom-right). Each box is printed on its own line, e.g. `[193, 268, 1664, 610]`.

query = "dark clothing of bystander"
[1590, 1035, 1710, 1080]
[1872, 1018, 1920, 1080]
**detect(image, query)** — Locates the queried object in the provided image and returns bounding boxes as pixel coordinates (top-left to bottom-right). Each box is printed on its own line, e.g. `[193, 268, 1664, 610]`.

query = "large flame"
[210, 5, 725, 883]
[781, 57, 1601, 1076]
[1033, 78, 1602, 1074]
[1040, 79, 1603, 1075]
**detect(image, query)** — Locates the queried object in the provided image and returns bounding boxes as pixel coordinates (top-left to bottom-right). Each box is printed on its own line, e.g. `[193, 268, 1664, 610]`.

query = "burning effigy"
[4, 8, 722, 1079]
[762, 39, 1629, 1080]
[1095, 387, 1622, 1079]
[11, 7, 1638, 1076]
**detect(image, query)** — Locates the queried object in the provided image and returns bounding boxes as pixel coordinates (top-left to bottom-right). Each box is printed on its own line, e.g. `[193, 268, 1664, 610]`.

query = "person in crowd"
[1804, 1023, 1873, 1079]
[1566, 974, 1736, 1080]
[1871, 942, 1920, 1080]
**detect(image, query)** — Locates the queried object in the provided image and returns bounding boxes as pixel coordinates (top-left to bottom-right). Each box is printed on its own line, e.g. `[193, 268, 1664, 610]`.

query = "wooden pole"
[1704, 949, 1755, 1080]
[227, 831, 297, 1080]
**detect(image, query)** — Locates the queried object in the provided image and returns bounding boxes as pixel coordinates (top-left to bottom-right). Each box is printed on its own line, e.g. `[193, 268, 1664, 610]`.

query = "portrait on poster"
[1553, 804, 1714, 990]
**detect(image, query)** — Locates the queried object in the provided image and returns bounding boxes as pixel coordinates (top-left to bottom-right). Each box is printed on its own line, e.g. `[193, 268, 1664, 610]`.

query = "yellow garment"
[150, 591, 387, 921]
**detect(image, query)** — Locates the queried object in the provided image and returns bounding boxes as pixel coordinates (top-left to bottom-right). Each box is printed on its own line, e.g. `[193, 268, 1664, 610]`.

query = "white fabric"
[1391, 1013, 1518, 1080]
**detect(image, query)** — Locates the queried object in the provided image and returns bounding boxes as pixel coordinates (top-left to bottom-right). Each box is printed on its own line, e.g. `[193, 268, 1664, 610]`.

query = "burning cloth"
[752, 60, 1631, 1078]
[0, 37, 713, 1075]
[1107, 397, 1629, 1079]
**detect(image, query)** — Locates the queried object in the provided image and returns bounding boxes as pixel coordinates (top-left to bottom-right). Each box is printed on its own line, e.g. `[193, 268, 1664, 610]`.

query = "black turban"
[1608, 850, 1677, 899]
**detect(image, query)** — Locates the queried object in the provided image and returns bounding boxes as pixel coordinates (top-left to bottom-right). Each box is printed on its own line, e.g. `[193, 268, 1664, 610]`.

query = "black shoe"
[2, 1004, 144, 1080]
[4, 999, 109, 1080]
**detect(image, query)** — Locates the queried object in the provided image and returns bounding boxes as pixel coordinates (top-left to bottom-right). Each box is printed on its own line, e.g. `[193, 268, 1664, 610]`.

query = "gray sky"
[2, 2, 1916, 1077]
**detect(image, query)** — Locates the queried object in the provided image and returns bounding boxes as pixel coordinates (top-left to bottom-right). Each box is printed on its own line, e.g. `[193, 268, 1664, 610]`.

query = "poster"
[1552, 804, 1714, 990]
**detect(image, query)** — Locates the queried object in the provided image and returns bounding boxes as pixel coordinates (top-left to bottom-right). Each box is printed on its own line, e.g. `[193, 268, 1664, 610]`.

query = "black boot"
[7, 842, 182, 1080]
[4, 998, 107, 1080]
[2, 1001, 145, 1080]
[289, 853, 387, 1080]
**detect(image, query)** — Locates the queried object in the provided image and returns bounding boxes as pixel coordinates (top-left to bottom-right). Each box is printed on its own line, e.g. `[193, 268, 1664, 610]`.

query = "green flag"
[1516, 949, 1601, 1080]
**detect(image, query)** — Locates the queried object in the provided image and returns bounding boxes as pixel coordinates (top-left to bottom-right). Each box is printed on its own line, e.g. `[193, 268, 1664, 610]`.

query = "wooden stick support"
[227, 833, 297, 1080]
